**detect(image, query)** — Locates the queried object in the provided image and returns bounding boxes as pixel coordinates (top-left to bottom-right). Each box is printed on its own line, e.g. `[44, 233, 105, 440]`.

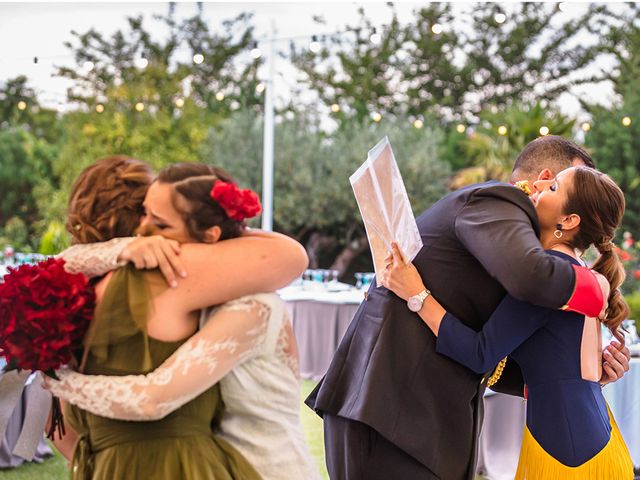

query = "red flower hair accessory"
[0, 258, 95, 377]
[211, 180, 262, 221]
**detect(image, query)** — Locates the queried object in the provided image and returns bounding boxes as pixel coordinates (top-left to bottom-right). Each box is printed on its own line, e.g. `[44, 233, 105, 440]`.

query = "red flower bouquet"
[0, 257, 95, 377]
[211, 181, 262, 221]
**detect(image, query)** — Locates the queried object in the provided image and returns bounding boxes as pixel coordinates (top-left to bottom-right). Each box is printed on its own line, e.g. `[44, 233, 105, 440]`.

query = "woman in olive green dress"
[58, 158, 307, 479]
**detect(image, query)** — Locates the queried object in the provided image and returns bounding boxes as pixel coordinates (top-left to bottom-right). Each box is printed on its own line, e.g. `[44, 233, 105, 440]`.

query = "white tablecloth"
[279, 283, 366, 304]
[280, 284, 363, 380]
[0, 359, 53, 469]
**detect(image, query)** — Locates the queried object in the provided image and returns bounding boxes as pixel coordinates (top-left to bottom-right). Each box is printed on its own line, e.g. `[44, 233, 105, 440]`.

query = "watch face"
[408, 296, 422, 312]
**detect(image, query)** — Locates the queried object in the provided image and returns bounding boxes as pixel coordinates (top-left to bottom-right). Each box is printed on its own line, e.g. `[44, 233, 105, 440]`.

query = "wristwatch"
[407, 289, 430, 312]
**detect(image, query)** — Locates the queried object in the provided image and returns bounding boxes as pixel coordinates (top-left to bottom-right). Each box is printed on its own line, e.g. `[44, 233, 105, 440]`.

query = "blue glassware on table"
[312, 269, 324, 283]
[361, 272, 375, 289]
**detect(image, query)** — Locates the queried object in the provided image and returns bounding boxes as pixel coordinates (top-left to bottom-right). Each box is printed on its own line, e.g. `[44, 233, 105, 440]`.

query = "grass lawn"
[0, 443, 67, 480]
[0, 381, 328, 480]
[300, 380, 329, 479]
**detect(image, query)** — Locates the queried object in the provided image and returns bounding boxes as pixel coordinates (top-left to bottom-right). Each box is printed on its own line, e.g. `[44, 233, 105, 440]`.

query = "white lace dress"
[52, 240, 321, 480]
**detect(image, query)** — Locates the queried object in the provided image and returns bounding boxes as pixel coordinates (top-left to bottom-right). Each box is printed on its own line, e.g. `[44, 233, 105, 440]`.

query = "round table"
[279, 284, 364, 381]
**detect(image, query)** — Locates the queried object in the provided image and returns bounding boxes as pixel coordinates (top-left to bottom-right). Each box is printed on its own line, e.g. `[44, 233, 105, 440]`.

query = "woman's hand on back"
[118, 235, 186, 287]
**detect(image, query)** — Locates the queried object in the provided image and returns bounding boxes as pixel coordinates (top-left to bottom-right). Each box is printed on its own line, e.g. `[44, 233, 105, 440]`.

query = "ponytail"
[591, 240, 629, 344]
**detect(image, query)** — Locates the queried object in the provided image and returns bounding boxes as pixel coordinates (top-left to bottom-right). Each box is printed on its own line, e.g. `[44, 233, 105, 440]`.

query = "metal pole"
[261, 25, 276, 231]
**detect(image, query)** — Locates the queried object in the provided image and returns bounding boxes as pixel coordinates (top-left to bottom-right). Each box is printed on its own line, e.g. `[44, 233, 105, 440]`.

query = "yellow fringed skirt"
[515, 407, 634, 480]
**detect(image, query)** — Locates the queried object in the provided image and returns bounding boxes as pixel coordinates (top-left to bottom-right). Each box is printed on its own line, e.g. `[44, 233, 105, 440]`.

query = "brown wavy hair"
[67, 156, 153, 244]
[156, 163, 245, 242]
[563, 166, 629, 342]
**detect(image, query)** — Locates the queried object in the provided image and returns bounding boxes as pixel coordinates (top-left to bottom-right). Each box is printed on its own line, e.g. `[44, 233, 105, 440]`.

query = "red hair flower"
[0, 258, 95, 377]
[211, 181, 262, 221]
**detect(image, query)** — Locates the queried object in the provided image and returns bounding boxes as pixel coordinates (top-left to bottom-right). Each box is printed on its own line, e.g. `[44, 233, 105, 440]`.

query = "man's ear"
[203, 226, 222, 244]
[536, 168, 555, 181]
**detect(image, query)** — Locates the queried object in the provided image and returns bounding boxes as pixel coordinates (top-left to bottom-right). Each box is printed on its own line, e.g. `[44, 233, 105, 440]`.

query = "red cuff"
[562, 265, 604, 317]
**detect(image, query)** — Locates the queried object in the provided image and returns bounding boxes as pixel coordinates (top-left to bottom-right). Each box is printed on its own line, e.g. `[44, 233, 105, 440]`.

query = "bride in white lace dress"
[51, 163, 320, 480]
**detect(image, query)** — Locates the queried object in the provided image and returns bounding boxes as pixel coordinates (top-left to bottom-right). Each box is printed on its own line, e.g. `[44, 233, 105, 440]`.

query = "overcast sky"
[0, 1, 621, 120]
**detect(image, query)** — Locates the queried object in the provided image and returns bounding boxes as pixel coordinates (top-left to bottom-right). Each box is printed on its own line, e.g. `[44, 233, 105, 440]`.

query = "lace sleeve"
[57, 237, 136, 278]
[47, 297, 271, 421]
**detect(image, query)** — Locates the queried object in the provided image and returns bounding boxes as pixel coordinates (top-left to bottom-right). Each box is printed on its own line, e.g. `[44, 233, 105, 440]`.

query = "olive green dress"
[65, 266, 261, 480]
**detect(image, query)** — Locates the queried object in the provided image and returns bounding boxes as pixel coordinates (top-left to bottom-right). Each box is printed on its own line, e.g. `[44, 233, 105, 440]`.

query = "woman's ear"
[561, 213, 581, 233]
[203, 226, 222, 244]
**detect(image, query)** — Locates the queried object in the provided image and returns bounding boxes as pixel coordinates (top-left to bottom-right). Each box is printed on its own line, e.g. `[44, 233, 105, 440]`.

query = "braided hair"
[67, 156, 153, 244]
[562, 166, 629, 343]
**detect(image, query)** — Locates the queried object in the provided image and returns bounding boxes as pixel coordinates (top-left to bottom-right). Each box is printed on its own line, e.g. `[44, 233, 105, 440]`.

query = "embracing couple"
[45, 158, 321, 479]
[307, 135, 635, 479]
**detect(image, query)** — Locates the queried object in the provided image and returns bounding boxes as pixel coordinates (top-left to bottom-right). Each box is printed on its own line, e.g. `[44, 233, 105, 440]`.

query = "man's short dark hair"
[512, 135, 596, 179]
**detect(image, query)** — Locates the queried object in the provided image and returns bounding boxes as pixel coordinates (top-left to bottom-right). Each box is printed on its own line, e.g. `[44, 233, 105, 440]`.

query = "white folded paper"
[350, 136, 423, 286]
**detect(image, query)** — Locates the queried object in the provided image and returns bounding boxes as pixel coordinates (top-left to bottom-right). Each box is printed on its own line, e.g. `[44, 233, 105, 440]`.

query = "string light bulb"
[17, 101, 26, 110]
[135, 57, 149, 69]
[256, 83, 265, 93]
[193, 53, 204, 65]
[175, 98, 185, 108]
[372, 112, 382, 122]
[413, 119, 424, 129]
[622, 116, 632, 127]
[456, 123, 466, 133]
[581, 122, 591, 132]
[135, 102, 145, 112]
[83, 61, 95, 72]
[309, 36, 322, 53]
[494, 12, 507, 24]
[331, 103, 340, 113]
[250, 42, 262, 59]
[95, 104, 104, 113]
[539, 126, 550, 136]
[215, 92, 225, 101]
[431, 23, 443, 35]
[498, 125, 508, 136]
[370, 28, 382, 45]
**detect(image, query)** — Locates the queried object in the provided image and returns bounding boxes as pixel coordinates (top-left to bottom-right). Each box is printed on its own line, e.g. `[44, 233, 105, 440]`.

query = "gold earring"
[554, 223, 563, 239]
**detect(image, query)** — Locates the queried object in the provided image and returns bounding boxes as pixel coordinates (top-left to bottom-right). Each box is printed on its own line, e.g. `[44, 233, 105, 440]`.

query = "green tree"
[0, 128, 58, 248]
[46, 7, 262, 198]
[451, 102, 574, 187]
[205, 111, 451, 275]
[0, 217, 29, 251]
[290, 4, 471, 123]
[38, 220, 70, 255]
[58, 7, 261, 113]
[291, 3, 611, 124]
[585, 98, 639, 237]
[458, 3, 609, 115]
[584, 6, 640, 237]
[0, 76, 61, 142]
